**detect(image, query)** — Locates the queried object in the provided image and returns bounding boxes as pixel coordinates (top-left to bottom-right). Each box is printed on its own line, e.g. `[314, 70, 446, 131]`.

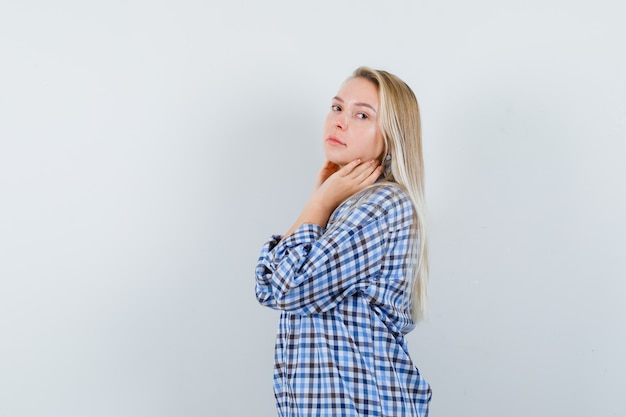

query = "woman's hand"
[315, 161, 341, 189]
[312, 159, 382, 212]
[281, 159, 382, 240]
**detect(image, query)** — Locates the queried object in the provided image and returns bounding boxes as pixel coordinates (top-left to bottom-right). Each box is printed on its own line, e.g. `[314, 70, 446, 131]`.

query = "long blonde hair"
[351, 66, 429, 321]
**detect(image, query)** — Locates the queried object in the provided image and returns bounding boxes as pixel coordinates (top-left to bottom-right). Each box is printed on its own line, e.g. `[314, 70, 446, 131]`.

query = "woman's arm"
[255, 185, 414, 316]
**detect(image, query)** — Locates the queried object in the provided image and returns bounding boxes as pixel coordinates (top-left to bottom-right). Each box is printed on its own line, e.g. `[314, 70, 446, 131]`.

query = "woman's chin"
[324, 154, 348, 167]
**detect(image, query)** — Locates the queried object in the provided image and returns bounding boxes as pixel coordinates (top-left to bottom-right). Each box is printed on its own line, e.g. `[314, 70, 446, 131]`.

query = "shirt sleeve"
[255, 192, 399, 316]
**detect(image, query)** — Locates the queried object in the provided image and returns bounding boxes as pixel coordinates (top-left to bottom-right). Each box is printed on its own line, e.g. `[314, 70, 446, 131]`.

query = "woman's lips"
[327, 136, 345, 146]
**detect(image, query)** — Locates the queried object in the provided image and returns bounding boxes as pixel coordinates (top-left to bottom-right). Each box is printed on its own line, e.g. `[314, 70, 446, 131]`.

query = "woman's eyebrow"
[332, 96, 377, 114]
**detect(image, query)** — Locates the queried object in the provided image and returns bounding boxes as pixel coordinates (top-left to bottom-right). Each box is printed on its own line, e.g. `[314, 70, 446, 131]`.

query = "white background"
[1, 1, 625, 416]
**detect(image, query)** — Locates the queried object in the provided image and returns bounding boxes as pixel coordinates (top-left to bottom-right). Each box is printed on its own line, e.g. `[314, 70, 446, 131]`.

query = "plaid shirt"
[256, 184, 431, 417]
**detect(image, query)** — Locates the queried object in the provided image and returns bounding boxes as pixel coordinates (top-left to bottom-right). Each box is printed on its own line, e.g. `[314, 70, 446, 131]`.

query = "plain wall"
[1, 1, 625, 416]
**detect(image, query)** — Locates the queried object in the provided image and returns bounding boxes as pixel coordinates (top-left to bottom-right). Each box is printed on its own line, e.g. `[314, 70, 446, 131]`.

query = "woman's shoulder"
[330, 182, 413, 230]
[339, 182, 413, 220]
[358, 182, 412, 209]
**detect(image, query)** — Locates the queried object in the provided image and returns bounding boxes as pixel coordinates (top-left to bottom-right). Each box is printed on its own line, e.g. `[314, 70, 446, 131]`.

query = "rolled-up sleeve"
[255, 199, 389, 316]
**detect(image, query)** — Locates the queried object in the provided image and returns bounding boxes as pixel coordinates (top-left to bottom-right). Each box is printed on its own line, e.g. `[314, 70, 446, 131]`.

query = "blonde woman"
[255, 67, 431, 416]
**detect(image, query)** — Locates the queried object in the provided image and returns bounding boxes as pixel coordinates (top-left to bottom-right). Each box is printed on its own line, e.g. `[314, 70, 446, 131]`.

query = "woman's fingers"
[365, 164, 384, 184]
[355, 161, 381, 186]
[342, 159, 380, 183]
[355, 160, 379, 183]
[338, 159, 362, 176]
[313, 159, 382, 209]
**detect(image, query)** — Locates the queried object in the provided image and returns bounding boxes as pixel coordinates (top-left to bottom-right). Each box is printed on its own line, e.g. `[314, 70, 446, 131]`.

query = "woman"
[255, 66, 431, 416]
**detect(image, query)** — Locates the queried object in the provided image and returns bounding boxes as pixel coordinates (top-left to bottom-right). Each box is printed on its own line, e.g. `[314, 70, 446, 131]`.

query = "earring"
[383, 154, 392, 177]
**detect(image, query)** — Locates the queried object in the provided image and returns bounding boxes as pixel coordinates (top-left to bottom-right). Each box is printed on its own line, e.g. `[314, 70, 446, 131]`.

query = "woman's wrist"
[300, 197, 334, 228]
[281, 197, 334, 241]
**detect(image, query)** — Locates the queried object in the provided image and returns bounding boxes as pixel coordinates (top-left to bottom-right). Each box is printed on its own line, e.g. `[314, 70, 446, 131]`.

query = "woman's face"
[323, 77, 385, 167]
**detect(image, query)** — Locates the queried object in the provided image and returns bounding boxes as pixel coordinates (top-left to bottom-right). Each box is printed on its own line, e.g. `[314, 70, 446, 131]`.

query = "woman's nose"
[334, 113, 347, 129]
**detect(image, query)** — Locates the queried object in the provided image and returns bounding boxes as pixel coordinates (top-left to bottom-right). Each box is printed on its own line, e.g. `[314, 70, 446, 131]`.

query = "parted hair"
[351, 66, 429, 321]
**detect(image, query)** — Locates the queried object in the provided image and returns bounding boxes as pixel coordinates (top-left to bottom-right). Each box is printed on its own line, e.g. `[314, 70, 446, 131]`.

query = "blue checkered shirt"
[256, 184, 431, 417]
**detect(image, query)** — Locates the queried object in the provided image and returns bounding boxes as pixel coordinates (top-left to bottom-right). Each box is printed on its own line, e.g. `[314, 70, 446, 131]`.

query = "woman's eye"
[356, 112, 369, 119]
[331, 105, 341, 111]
